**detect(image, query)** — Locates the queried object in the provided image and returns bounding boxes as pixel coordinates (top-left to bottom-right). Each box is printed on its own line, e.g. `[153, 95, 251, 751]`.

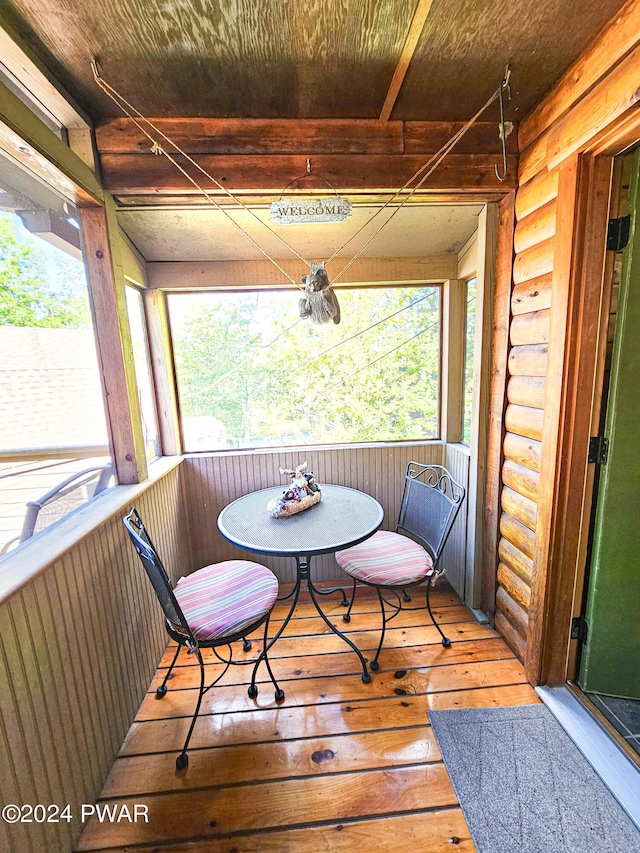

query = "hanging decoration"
[269, 196, 352, 225]
[299, 262, 341, 325]
[91, 61, 511, 328]
[269, 160, 352, 225]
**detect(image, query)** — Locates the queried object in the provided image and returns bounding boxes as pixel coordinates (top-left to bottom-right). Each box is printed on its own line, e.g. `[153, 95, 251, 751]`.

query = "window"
[462, 277, 477, 444]
[168, 285, 440, 451]
[0, 144, 113, 558]
[125, 285, 160, 462]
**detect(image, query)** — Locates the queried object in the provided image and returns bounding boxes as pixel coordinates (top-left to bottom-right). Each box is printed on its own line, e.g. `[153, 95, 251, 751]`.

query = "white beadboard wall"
[0, 447, 470, 852]
[443, 443, 471, 599]
[0, 464, 190, 853]
[182, 443, 470, 593]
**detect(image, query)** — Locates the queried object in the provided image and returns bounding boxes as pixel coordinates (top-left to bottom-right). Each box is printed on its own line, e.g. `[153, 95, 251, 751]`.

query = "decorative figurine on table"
[267, 461, 322, 518]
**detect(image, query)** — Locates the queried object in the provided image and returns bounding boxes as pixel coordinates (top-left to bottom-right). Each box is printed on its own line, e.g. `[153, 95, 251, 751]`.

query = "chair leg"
[426, 575, 451, 647]
[176, 646, 206, 770]
[402, 589, 412, 603]
[263, 653, 285, 703]
[342, 578, 358, 623]
[242, 636, 252, 651]
[370, 588, 387, 671]
[156, 643, 181, 698]
[249, 617, 285, 703]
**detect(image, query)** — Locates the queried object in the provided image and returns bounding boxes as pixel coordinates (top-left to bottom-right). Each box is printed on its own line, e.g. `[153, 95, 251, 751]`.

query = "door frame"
[532, 132, 640, 685]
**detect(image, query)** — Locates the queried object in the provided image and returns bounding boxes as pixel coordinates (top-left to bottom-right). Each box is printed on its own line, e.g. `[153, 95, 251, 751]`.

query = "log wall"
[494, 167, 555, 656]
[493, 0, 640, 667]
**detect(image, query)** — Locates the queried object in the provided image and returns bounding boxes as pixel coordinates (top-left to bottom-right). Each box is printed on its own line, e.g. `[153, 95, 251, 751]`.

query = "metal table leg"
[300, 555, 371, 683]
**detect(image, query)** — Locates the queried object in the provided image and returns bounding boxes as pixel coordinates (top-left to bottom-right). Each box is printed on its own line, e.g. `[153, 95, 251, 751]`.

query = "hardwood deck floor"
[76, 582, 539, 852]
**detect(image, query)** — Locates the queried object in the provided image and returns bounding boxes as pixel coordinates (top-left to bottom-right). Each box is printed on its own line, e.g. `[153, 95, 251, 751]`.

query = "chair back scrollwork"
[397, 462, 465, 570]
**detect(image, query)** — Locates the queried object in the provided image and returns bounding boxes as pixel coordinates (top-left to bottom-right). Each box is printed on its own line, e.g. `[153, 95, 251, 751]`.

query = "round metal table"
[218, 484, 384, 681]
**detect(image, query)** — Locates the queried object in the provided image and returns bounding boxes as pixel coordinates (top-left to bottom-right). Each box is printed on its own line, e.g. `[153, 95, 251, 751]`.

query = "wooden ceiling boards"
[2, 0, 629, 123]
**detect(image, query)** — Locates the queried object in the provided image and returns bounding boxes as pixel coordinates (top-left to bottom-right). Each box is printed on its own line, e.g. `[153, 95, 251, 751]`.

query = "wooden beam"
[512, 238, 555, 285]
[504, 403, 544, 441]
[147, 256, 459, 290]
[97, 118, 404, 155]
[509, 310, 551, 346]
[502, 459, 540, 502]
[96, 118, 516, 157]
[519, 0, 640, 150]
[81, 206, 148, 484]
[405, 122, 519, 155]
[100, 153, 517, 195]
[511, 274, 553, 316]
[503, 432, 541, 472]
[379, 0, 435, 122]
[508, 344, 548, 377]
[115, 190, 507, 208]
[498, 536, 534, 584]
[0, 80, 102, 204]
[506, 376, 546, 410]
[482, 191, 515, 621]
[513, 199, 557, 255]
[515, 169, 559, 220]
[518, 130, 550, 186]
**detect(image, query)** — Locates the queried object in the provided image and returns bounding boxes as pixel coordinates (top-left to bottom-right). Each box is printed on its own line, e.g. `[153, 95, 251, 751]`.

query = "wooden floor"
[76, 581, 539, 852]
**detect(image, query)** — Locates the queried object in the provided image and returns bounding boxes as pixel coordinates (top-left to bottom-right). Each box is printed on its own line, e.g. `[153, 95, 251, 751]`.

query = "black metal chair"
[335, 462, 465, 670]
[123, 507, 284, 770]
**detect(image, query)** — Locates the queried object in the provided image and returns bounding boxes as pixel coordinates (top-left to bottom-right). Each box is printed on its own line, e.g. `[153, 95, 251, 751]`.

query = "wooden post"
[441, 280, 465, 443]
[143, 289, 182, 456]
[483, 191, 516, 620]
[466, 203, 498, 608]
[81, 205, 148, 484]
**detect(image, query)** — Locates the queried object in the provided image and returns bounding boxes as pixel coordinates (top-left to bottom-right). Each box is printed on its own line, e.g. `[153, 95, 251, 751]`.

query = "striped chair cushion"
[173, 560, 278, 642]
[336, 530, 433, 586]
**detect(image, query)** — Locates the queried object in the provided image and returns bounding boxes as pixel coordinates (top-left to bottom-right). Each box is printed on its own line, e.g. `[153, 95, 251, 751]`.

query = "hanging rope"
[326, 67, 511, 284]
[92, 60, 510, 292]
[92, 61, 309, 289]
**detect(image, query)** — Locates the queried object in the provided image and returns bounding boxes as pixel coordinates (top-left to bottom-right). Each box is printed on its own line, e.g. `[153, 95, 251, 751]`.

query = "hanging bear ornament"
[299, 262, 341, 325]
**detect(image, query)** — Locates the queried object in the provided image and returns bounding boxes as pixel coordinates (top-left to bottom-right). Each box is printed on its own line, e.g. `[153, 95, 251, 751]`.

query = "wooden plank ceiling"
[1, 0, 627, 252]
[3, 0, 627, 123]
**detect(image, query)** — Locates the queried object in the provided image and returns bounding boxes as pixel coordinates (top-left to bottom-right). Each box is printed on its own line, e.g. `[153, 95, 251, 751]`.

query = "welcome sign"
[269, 197, 352, 225]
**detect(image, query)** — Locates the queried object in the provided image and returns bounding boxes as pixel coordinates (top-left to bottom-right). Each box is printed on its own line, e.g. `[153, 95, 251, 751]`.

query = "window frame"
[124, 282, 161, 463]
[166, 281, 444, 453]
[461, 275, 478, 446]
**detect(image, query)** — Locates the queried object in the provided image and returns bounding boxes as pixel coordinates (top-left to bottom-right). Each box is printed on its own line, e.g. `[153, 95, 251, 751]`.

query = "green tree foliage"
[172, 285, 440, 449]
[0, 212, 90, 328]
